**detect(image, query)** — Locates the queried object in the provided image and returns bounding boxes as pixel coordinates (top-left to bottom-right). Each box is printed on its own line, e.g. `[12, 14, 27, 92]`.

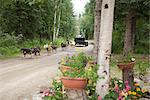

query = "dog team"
[20, 42, 69, 57]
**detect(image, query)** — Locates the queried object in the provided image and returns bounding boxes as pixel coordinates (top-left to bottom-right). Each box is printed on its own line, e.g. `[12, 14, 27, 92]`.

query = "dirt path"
[0, 45, 93, 100]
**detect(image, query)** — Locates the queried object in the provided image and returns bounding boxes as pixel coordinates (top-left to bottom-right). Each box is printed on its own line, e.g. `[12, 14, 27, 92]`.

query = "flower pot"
[117, 62, 135, 70]
[61, 76, 87, 90]
[59, 66, 72, 73]
[88, 61, 96, 65]
[59, 66, 79, 73]
[86, 61, 96, 68]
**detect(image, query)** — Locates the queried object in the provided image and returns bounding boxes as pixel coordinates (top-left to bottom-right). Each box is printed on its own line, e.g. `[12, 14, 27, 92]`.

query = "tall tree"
[115, 0, 150, 55]
[93, 0, 102, 61]
[96, 0, 115, 97]
[80, 0, 95, 40]
[123, 9, 135, 56]
[56, 0, 62, 38]
[53, 0, 57, 41]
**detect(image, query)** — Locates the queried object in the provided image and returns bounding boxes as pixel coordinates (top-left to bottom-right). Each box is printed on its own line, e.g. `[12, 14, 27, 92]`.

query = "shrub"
[0, 46, 19, 56]
[52, 38, 66, 46]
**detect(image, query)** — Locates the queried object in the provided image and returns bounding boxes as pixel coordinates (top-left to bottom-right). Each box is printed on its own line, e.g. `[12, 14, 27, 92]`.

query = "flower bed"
[104, 78, 149, 100]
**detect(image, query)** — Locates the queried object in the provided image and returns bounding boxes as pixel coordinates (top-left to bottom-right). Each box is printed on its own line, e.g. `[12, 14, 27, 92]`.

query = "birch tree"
[96, 0, 115, 97]
[93, 0, 102, 61]
[56, 0, 62, 38]
[53, 1, 57, 41]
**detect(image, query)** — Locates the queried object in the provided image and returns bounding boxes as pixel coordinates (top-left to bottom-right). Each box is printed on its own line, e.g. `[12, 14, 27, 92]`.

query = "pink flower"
[118, 96, 122, 100]
[45, 92, 49, 96]
[114, 86, 119, 93]
[98, 96, 102, 100]
[113, 83, 119, 93]
[42, 89, 50, 97]
[125, 81, 129, 85]
[125, 85, 131, 92]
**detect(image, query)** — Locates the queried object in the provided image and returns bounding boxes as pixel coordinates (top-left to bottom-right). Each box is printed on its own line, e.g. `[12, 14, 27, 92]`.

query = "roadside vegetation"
[0, 0, 76, 58]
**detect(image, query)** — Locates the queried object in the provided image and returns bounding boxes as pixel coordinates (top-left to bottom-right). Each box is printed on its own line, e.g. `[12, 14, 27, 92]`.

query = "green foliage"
[63, 69, 85, 78]
[0, 0, 76, 57]
[112, 20, 125, 54]
[65, 60, 84, 69]
[0, 0, 76, 40]
[52, 80, 62, 93]
[134, 59, 149, 76]
[104, 90, 119, 100]
[0, 33, 21, 56]
[64, 52, 88, 68]
[52, 38, 66, 46]
[0, 46, 19, 56]
[80, 0, 150, 54]
[85, 64, 99, 99]
[0, 32, 50, 57]
[80, 0, 95, 39]
[114, 0, 150, 54]
[134, 18, 150, 54]
[43, 80, 64, 100]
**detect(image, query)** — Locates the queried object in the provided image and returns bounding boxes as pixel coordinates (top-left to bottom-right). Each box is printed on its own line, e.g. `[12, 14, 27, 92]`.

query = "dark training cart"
[74, 37, 88, 47]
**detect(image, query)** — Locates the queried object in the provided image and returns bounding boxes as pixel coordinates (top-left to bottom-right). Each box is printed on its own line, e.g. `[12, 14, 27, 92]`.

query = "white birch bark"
[96, 0, 115, 98]
[56, 0, 61, 38]
[53, 4, 57, 41]
[56, 11, 61, 38]
[93, 0, 102, 61]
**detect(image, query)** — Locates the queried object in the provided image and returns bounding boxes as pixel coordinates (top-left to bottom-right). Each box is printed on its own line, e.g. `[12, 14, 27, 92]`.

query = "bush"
[0, 46, 19, 56]
[0, 33, 20, 47]
[52, 38, 66, 46]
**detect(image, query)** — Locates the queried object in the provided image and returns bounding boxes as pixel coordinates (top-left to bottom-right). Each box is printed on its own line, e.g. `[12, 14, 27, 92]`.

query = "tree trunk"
[56, 0, 62, 38]
[131, 15, 136, 53]
[48, 22, 51, 40]
[96, 0, 115, 98]
[123, 10, 136, 56]
[56, 10, 61, 38]
[53, 4, 57, 41]
[93, 0, 102, 62]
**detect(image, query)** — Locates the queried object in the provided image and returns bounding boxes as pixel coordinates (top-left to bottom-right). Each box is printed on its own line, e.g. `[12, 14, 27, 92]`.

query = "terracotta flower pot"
[59, 66, 72, 73]
[61, 76, 87, 90]
[117, 62, 135, 70]
[88, 61, 96, 65]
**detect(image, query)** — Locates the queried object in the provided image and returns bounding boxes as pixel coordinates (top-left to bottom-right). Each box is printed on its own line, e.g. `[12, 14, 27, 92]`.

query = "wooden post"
[117, 62, 135, 88]
[123, 68, 134, 88]
[66, 89, 87, 100]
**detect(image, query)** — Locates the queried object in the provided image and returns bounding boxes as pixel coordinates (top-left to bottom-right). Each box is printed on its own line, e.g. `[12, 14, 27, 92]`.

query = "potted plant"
[60, 52, 99, 91]
[117, 54, 136, 88]
[61, 69, 88, 89]
[117, 55, 135, 70]
[61, 64, 99, 90]
[59, 52, 88, 73]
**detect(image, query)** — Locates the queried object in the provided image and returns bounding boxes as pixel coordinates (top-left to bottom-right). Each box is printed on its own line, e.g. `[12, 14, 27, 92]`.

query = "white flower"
[131, 58, 135, 62]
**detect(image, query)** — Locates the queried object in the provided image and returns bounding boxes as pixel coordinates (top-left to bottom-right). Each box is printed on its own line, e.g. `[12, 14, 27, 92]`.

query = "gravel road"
[0, 45, 93, 100]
